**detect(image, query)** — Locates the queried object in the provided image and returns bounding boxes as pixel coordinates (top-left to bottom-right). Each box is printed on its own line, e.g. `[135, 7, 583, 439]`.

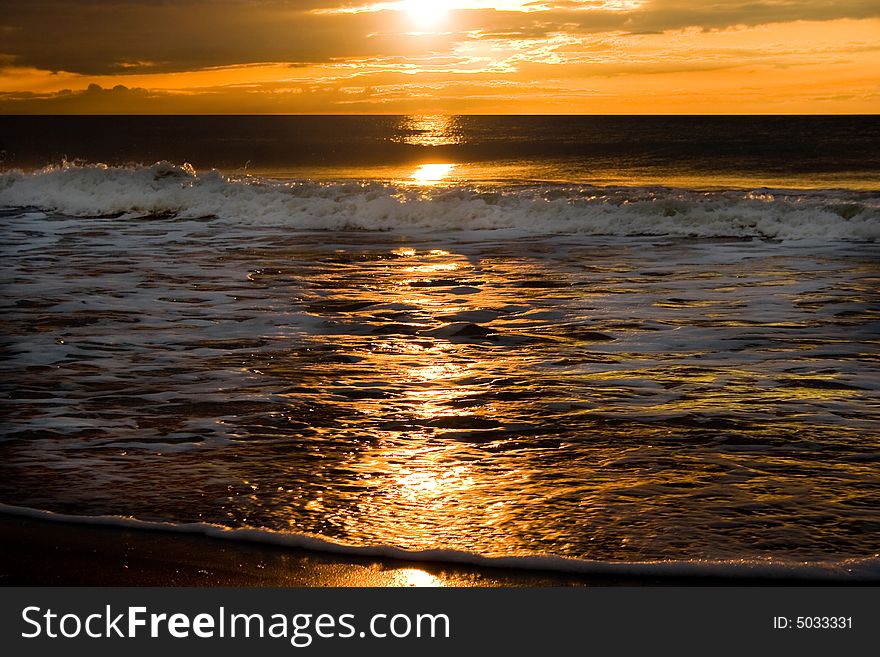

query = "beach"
[1, 512, 566, 587]
[5, 511, 875, 587]
[1, 116, 878, 585]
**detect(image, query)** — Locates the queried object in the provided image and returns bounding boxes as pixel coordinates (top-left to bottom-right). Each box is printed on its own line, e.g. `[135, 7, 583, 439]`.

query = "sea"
[1, 115, 878, 579]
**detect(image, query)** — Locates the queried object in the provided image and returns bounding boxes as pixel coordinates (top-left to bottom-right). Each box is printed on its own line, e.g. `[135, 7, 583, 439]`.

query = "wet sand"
[0, 513, 593, 587]
[0, 513, 862, 587]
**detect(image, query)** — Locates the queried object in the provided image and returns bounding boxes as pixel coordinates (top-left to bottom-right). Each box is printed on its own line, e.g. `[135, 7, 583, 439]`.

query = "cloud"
[0, 83, 159, 113]
[1, 1, 878, 75]
[0, 2, 878, 113]
[0, 2, 458, 75]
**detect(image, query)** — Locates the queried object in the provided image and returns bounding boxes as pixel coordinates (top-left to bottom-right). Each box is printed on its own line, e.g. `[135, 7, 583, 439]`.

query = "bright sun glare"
[412, 163, 456, 183]
[402, 0, 451, 28]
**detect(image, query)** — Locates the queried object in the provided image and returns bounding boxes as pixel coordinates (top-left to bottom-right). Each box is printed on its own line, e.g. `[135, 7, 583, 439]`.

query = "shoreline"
[0, 513, 592, 587]
[1, 512, 874, 587]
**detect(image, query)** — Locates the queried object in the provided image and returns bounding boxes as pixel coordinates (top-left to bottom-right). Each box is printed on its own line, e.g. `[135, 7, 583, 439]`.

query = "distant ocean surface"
[2, 115, 880, 190]
[1, 116, 878, 578]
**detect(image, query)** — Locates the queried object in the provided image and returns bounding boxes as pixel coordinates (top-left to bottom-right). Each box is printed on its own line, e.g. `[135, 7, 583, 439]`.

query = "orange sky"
[1, 1, 878, 113]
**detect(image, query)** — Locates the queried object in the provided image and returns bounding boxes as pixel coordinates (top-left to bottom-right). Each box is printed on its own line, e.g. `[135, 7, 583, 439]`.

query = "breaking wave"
[1, 161, 878, 241]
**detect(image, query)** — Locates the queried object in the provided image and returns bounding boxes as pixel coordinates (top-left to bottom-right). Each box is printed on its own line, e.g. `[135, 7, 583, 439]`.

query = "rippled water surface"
[1, 202, 878, 562]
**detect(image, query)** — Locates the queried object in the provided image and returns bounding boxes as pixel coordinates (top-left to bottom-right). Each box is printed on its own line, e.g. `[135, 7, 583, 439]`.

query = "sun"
[402, 0, 451, 28]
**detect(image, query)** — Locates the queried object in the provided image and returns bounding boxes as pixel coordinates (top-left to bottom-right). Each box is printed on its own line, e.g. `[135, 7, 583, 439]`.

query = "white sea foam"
[1, 503, 877, 580]
[1, 162, 878, 241]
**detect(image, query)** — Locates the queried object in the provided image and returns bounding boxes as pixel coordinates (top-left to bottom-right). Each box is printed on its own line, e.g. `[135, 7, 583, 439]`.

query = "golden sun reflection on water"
[305, 246, 514, 550]
[394, 115, 464, 146]
[412, 163, 457, 184]
[405, 261, 459, 274]
[263, 244, 729, 556]
[391, 445, 474, 504]
[235, 238, 880, 562]
[409, 362, 462, 383]
[392, 115, 463, 185]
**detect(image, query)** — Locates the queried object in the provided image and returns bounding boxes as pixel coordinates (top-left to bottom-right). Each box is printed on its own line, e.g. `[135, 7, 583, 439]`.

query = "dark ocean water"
[1, 115, 878, 576]
[2, 115, 879, 189]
